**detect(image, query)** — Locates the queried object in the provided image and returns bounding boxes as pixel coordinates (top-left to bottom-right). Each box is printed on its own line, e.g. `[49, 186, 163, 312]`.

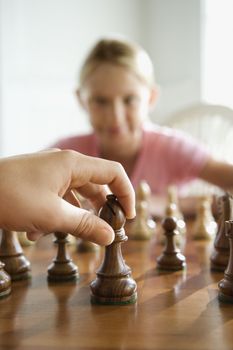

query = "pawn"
[90, 194, 137, 305]
[218, 220, 233, 302]
[67, 234, 77, 246]
[210, 193, 232, 271]
[127, 180, 156, 240]
[0, 261, 11, 298]
[0, 230, 31, 280]
[192, 195, 217, 240]
[157, 217, 186, 270]
[159, 186, 186, 247]
[17, 232, 35, 247]
[167, 186, 186, 235]
[47, 232, 79, 282]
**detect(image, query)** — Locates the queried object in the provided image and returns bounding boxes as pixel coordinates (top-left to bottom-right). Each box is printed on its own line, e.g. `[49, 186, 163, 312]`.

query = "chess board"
[0, 221, 233, 350]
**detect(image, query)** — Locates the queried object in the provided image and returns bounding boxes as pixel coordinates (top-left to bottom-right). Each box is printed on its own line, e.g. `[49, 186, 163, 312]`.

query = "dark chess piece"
[0, 260, 11, 298]
[127, 180, 155, 240]
[218, 220, 233, 302]
[47, 232, 79, 282]
[0, 230, 31, 280]
[157, 217, 186, 270]
[90, 194, 137, 305]
[210, 193, 232, 271]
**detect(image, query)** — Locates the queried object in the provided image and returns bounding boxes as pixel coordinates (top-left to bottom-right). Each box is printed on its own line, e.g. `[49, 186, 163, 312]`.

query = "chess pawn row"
[192, 195, 217, 240]
[90, 194, 137, 305]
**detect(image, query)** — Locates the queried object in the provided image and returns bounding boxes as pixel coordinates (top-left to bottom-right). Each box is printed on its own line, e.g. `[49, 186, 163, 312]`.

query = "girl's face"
[78, 63, 157, 150]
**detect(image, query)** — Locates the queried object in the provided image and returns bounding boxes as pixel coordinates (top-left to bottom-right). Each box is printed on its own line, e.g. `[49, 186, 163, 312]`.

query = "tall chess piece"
[90, 194, 137, 305]
[210, 193, 232, 271]
[218, 220, 233, 302]
[0, 261, 11, 298]
[127, 180, 155, 240]
[48, 232, 79, 282]
[0, 230, 31, 280]
[157, 217, 186, 270]
[192, 195, 217, 240]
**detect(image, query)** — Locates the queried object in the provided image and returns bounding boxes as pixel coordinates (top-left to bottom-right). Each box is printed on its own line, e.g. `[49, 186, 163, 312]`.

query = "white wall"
[0, 0, 202, 156]
[144, 0, 202, 123]
[0, 0, 143, 156]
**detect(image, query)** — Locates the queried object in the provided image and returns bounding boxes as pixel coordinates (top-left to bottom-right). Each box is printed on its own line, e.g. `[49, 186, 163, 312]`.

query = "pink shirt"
[52, 124, 209, 195]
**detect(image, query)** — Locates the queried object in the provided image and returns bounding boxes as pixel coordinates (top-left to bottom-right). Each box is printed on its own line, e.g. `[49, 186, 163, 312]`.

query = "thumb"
[55, 199, 115, 246]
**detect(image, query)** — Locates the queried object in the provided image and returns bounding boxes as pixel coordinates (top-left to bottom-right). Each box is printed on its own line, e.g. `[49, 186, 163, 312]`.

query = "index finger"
[70, 154, 136, 219]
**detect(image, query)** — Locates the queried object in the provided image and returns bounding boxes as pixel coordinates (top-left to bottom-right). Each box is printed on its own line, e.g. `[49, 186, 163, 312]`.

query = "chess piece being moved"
[47, 232, 79, 282]
[218, 220, 233, 302]
[192, 195, 217, 240]
[0, 230, 31, 280]
[210, 193, 232, 271]
[157, 217, 186, 270]
[90, 194, 137, 305]
[0, 261, 11, 298]
[127, 181, 155, 240]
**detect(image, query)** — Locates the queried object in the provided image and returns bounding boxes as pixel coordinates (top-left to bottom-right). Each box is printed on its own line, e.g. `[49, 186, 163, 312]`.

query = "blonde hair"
[79, 37, 155, 88]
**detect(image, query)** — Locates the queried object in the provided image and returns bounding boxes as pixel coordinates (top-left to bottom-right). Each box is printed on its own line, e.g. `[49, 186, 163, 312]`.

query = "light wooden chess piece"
[159, 186, 186, 247]
[218, 220, 233, 302]
[167, 186, 186, 234]
[192, 195, 217, 240]
[90, 194, 137, 305]
[0, 260, 11, 298]
[157, 216, 186, 270]
[18, 232, 35, 247]
[0, 230, 31, 280]
[47, 232, 79, 282]
[67, 234, 77, 246]
[127, 180, 156, 240]
[210, 193, 232, 271]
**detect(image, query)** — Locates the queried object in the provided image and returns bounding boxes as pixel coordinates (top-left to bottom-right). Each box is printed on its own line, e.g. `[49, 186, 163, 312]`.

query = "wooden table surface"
[0, 224, 232, 350]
